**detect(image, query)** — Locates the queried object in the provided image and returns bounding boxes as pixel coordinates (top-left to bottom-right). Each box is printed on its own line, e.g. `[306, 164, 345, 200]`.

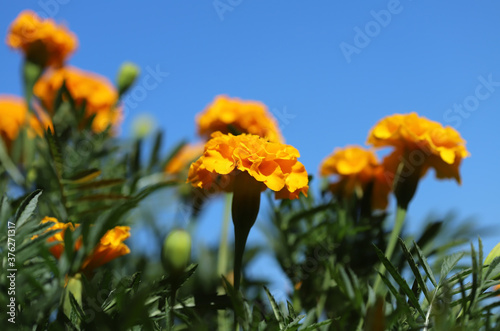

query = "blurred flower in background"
[33, 66, 122, 133]
[0, 95, 51, 151]
[6, 10, 77, 68]
[197, 95, 284, 143]
[165, 142, 204, 176]
[320, 145, 391, 210]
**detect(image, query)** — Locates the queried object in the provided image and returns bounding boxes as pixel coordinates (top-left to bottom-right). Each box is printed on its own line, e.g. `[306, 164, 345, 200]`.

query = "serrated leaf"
[15, 189, 42, 229]
[45, 127, 64, 177]
[413, 240, 437, 287]
[399, 238, 430, 302]
[440, 252, 465, 285]
[374, 244, 425, 317]
[264, 286, 285, 330]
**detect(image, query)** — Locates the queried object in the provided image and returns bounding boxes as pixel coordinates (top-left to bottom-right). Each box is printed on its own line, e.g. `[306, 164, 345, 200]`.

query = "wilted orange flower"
[187, 132, 308, 199]
[320, 145, 391, 210]
[367, 112, 469, 183]
[165, 142, 204, 175]
[6, 10, 77, 67]
[0, 95, 52, 150]
[197, 95, 284, 143]
[33, 217, 130, 274]
[33, 66, 121, 133]
[80, 226, 131, 273]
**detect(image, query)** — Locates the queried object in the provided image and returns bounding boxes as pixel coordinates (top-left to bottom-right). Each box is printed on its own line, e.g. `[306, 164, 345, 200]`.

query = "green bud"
[162, 229, 191, 277]
[116, 62, 140, 95]
[132, 114, 156, 139]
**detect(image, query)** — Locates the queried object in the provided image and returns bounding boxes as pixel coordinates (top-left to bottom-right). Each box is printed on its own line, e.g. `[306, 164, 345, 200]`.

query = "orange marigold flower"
[320, 145, 391, 210]
[187, 132, 308, 199]
[367, 113, 469, 209]
[33, 66, 122, 133]
[165, 142, 205, 175]
[0, 95, 52, 150]
[6, 10, 77, 67]
[32, 217, 130, 274]
[197, 95, 284, 143]
[367, 112, 469, 183]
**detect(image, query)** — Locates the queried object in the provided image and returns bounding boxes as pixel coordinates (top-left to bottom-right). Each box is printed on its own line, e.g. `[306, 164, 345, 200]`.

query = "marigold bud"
[162, 229, 191, 277]
[116, 62, 140, 95]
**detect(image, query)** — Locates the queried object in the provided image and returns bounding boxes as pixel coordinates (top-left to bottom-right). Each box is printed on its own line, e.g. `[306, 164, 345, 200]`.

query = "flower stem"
[373, 206, 407, 294]
[231, 172, 261, 291]
[217, 194, 232, 331]
[218, 194, 232, 279]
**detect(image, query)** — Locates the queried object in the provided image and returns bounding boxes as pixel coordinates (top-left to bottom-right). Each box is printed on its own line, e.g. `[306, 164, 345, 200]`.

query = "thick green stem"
[231, 171, 261, 291]
[373, 206, 407, 294]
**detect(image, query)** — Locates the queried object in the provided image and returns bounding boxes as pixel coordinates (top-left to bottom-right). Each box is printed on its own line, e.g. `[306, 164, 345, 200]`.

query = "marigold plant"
[197, 95, 284, 143]
[33, 66, 122, 133]
[6, 10, 77, 67]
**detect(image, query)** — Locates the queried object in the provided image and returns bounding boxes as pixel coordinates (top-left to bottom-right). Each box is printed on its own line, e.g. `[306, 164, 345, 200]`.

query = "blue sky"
[2, 1, 500, 294]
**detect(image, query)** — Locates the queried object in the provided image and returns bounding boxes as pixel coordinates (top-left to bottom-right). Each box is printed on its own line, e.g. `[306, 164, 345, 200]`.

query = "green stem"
[217, 194, 232, 331]
[217, 194, 232, 278]
[166, 284, 178, 330]
[373, 206, 407, 294]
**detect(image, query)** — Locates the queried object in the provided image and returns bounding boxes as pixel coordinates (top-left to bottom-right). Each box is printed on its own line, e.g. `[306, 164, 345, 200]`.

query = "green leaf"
[148, 131, 163, 170]
[439, 252, 465, 285]
[373, 244, 425, 317]
[413, 240, 437, 288]
[399, 238, 430, 302]
[264, 286, 285, 330]
[299, 320, 332, 331]
[484, 257, 500, 281]
[45, 127, 64, 177]
[15, 189, 42, 229]
[63, 168, 101, 184]
[70, 178, 124, 190]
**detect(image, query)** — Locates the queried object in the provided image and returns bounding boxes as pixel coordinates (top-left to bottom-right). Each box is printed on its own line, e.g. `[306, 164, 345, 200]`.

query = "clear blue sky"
[2, 1, 500, 295]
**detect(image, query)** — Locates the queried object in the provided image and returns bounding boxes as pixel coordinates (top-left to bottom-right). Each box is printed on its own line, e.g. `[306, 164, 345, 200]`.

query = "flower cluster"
[188, 132, 308, 199]
[34, 66, 122, 133]
[197, 95, 284, 143]
[6, 10, 77, 67]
